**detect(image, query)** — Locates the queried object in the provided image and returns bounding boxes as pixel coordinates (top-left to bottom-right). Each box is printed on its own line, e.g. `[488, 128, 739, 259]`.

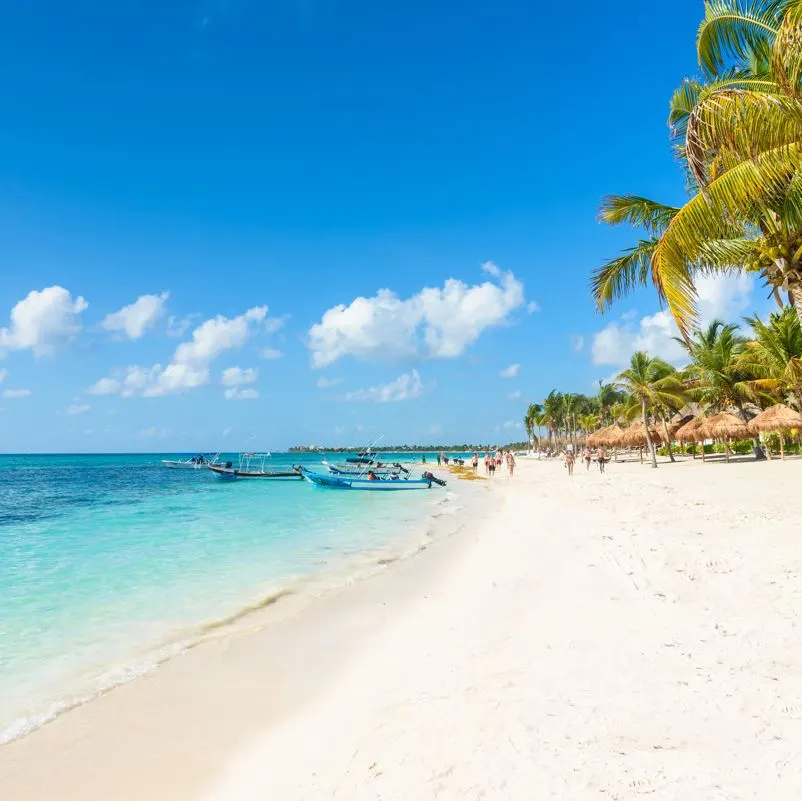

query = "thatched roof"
[675, 416, 707, 443]
[748, 403, 802, 433]
[620, 420, 661, 447]
[588, 423, 627, 447]
[701, 412, 751, 440]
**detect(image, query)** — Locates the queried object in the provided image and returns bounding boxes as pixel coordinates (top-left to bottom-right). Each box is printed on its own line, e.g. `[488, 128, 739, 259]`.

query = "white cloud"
[101, 292, 169, 340]
[316, 376, 342, 389]
[506, 390, 522, 400]
[503, 420, 523, 430]
[66, 403, 90, 415]
[428, 423, 442, 435]
[571, 334, 584, 353]
[222, 426, 233, 438]
[341, 370, 424, 403]
[2, 388, 32, 398]
[138, 426, 170, 438]
[0, 369, 6, 384]
[166, 314, 198, 338]
[264, 315, 289, 334]
[174, 306, 267, 364]
[308, 265, 525, 368]
[695, 271, 754, 321]
[260, 347, 282, 360]
[88, 377, 123, 396]
[88, 305, 268, 397]
[224, 387, 259, 400]
[526, 301, 540, 313]
[221, 366, 258, 387]
[591, 274, 756, 368]
[499, 363, 520, 379]
[0, 286, 87, 357]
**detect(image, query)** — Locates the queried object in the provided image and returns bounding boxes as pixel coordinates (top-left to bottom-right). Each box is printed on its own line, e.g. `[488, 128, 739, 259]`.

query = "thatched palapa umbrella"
[619, 421, 661, 462]
[700, 412, 752, 463]
[748, 404, 802, 460]
[674, 415, 708, 460]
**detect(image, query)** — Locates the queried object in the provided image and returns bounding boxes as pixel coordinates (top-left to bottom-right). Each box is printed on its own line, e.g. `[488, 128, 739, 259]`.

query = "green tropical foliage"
[592, 0, 802, 337]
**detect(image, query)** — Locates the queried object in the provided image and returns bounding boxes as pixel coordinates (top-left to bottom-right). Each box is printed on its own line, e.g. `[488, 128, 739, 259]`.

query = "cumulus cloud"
[101, 292, 169, 340]
[307, 264, 525, 368]
[88, 306, 268, 397]
[591, 274, 756, 368]
[66, 403, 90, 415]
[174, 307, 267, 364]
[0, 286, 87, 357]
[341, 370, 424, 403]
[316, 376, 342, 389]
[2, 388, 32, 398]
[499, 363, 520, 379]
[224, 387, 259, 400]
[221, 367, 257, 386]
[260, 347, 282, 360]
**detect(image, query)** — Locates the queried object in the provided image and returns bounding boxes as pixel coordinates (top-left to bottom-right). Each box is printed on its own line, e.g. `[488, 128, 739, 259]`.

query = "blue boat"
[301, 468, 446, 491]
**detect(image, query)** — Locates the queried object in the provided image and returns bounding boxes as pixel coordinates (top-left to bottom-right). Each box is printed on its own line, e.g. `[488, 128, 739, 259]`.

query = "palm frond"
[698, 0, 785, 77]
[653, 141, 802, 336]
[598, 195, 679, 232]
[591, 238, 661, 312]
[685, 89, 802, 186]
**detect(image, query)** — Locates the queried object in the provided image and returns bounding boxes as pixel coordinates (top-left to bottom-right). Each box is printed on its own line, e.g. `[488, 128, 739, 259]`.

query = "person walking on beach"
[506, 451, 516, 478]
[564, 448, 575, 477]
[584, 447, 592, 471]
[597, 447, 608, 474]
[487, 454, 496, 478]
[471, 452, 478, 474]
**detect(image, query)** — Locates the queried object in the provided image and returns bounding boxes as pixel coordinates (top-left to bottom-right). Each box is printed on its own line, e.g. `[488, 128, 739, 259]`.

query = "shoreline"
[0, 464, 469, 747]
[6, 456, 802, 799]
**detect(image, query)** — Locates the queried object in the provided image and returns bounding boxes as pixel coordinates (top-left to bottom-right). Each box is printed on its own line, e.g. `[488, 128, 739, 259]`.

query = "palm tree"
[740, 306, 802, 408]
[577, 413, 600, 439]
[615, 352, 686, 468]
[677, 321, 755, 420]
[523, 403, 543, 449]
[542, 390, 563, 450]
[593, 1, 802, 335]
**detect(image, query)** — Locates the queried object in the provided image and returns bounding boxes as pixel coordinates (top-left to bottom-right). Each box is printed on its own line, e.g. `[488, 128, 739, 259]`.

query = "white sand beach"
[4, 455, 802, 800]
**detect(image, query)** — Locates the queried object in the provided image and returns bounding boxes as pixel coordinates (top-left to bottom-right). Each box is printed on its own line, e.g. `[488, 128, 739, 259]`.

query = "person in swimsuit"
[488, 455, 496, 477]
[564, 448, 575, 477]
[584, 447, 592, 471]
[597, 447, 607, 473]
[506, 451, 516, 478]
[472, 452, 479, 474]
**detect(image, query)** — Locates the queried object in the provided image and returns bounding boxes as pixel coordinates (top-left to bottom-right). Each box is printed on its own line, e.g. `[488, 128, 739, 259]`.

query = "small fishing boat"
[162, 454, 219, 470]
[302, 468, 446, 491]
[208, 452, 303, 481]
[322, 459, 409, 478]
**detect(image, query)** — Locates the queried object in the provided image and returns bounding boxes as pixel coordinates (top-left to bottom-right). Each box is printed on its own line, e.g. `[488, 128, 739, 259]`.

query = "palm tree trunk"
[642, 398, 657, 469]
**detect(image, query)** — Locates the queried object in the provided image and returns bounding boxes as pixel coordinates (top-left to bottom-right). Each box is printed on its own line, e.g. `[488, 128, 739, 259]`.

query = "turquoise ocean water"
[0, 452, 468, 743]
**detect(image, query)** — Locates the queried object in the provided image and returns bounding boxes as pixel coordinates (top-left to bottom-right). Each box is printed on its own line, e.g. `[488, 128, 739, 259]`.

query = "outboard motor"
[422, 471, 447, 487]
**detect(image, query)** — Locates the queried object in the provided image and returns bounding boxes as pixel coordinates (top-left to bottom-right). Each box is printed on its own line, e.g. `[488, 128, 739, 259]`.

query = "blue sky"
[0, 1, 773, 452]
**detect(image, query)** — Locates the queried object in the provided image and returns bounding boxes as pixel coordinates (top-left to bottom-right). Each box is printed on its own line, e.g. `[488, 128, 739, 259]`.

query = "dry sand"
[4, 455, 802, 799]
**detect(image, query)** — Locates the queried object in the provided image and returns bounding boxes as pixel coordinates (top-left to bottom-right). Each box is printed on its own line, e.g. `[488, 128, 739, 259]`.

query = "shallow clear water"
[0, 452, 463, 742]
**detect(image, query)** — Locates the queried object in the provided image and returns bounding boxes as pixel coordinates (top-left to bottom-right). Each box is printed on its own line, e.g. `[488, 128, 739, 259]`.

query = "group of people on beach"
[471, 449, 515, 478]
[563, 446, 608, 477]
